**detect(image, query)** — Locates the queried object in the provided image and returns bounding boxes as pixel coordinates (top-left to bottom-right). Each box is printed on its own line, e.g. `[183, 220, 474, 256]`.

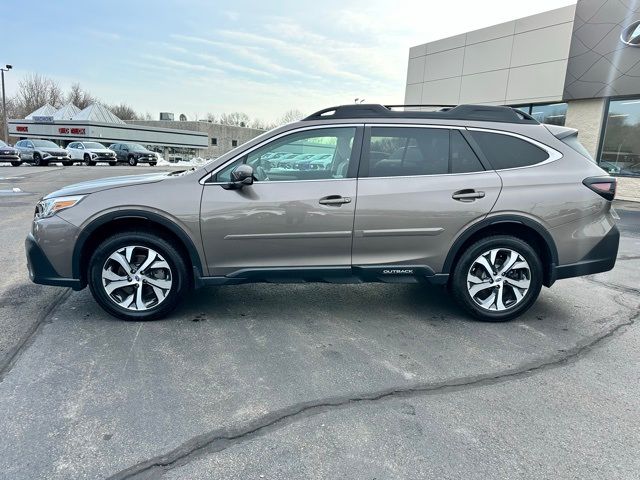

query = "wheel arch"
[73, 210, 204, 288]
[442, 215, 559, 287]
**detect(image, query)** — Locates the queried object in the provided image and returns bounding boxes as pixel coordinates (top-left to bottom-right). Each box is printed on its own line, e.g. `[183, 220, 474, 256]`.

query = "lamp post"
[1, 64, 12, 143]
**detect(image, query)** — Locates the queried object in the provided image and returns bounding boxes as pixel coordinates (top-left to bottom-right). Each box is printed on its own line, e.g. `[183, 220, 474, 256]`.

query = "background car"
[67, 141, 117, 166]
[109, 143, 158, 166]
[0, 140, 22, 166]
[14, 139, 72, 166]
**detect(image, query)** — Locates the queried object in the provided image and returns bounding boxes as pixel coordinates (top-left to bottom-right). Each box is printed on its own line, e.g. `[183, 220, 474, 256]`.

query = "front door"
[352, 125, 502, 276]
[200, 126, 362, 277]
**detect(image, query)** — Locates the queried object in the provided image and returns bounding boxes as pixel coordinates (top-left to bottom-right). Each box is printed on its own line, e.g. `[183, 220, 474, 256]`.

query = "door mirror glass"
[224, 164, 254, 189]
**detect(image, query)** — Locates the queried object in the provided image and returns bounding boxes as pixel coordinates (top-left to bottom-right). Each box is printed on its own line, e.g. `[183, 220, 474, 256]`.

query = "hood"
[86, 148, 115, 154]
[43, 172, 171, 199]
[41, 148, 69, 154]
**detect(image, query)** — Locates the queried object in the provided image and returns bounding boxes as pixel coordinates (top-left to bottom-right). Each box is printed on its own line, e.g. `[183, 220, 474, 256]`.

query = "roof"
[303, 104, 538, 124]
[25, 104, 58, 119]
[72, 103, 125, 124]
[53, 103, 81, 120]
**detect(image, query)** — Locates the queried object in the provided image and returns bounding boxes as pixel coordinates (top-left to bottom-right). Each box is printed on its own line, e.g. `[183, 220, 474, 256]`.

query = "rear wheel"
[11, 161, 21, 167]
[88, 231, 189, 321]
[109, 161, 117, 166]
[149, 162, 157, 167]
[451, 235, 542, 322]
[62, 160, 73, 166]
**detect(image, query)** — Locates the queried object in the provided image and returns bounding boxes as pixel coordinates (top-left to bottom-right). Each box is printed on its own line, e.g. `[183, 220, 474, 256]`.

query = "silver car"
[67, 141, 117, 166]
[25, 104, 619, 321]
[15, 139, 73, 166]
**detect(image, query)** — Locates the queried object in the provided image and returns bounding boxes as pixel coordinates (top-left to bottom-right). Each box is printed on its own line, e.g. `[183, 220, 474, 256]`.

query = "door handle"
[452, 189, 485, 201]
[319, 195, 352, 206]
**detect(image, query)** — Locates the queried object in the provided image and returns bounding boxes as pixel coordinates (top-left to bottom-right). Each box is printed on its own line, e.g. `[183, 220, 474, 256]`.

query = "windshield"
[0, 140, 7, 147]
[125, 144, 147, 152]
[32, 140, 59, 148]
[83, 142, 106, 149]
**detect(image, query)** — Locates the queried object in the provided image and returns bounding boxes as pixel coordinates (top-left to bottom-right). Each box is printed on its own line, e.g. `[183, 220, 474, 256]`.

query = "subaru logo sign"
[620, 20, 640, 46]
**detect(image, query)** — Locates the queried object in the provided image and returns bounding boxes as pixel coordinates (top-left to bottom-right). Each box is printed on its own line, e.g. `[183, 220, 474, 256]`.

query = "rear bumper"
[552, 225, 619, 281]
[25, 234, 82, 290]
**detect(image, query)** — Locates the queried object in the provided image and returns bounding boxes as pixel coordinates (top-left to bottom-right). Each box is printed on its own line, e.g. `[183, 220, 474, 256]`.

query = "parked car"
[26, 104, 619, 322]
[15, 139, 72, 166]
[0, 140, 21, 166]
[67, 141, 117, 166]
[109, 143, 158, 166]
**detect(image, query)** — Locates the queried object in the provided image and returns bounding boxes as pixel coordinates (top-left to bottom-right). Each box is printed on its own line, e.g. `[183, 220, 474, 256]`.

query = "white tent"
[53, 103, 81, 120]
[72, 103, 125, 124]
[25, 104, 58, 119]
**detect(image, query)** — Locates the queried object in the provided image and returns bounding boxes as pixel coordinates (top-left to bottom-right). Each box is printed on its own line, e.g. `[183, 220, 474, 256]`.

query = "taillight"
[583, 176, 616, 201]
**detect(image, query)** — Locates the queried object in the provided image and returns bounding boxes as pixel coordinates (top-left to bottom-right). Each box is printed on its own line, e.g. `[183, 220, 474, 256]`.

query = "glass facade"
[600, 98, 640, 176]
[514, 103, 567, 126]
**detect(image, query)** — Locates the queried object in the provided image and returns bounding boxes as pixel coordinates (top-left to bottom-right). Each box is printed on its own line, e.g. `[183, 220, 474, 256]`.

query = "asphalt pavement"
[0, 165, 638, 480]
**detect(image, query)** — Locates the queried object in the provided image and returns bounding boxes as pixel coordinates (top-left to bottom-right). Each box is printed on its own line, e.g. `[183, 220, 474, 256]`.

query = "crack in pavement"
[583, 275, 640, 296]
[0, 288, 71, 382]
[107, 301, 639, 480]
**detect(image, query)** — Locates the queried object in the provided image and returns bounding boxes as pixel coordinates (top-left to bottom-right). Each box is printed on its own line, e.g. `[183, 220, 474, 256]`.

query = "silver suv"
[25, 104, 619, 322]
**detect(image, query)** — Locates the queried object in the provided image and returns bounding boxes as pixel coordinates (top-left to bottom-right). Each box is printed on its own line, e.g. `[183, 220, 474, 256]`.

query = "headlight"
[35, 195, 85, 219]
[42, 152, 50, 158]
[91, 153, 98, 158]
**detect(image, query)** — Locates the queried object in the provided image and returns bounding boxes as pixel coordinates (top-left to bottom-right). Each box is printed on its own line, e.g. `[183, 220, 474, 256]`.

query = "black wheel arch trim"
[72, 210, 204, 285]
[441, 214, 559, 285]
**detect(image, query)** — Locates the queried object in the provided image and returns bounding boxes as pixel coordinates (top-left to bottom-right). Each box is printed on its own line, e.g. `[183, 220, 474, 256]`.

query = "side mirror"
[223, 164, 254, 190]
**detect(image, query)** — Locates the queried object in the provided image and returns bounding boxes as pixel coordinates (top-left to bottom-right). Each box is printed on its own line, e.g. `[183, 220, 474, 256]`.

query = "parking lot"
[0, 165, 639, 479]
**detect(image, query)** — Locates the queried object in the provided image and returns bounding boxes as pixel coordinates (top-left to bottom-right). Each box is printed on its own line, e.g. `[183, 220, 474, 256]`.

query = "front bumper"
[0, 154, 20, 161]
[25, 233, 82, 290]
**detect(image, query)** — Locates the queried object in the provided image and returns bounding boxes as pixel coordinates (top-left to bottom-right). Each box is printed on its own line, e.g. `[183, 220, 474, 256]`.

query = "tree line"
[1, 73, 304, 130]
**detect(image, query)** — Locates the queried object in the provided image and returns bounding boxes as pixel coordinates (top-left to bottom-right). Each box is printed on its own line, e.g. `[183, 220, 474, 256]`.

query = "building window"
[530, 103, 567, 126]
[211, 137, 217, 146]
[232, 140, 238, 147]
[510, 103, 567, 126]
[600, 97, 640, 176]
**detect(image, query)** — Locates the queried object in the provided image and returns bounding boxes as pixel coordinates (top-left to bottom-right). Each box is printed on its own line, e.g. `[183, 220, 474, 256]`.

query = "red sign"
[16, 126, 28, 132]
[70, 128, 85, 135]
[58, 127, 70, 134]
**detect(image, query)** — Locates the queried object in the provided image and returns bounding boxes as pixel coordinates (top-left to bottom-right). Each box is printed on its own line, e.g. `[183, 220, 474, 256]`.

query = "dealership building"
[8, 104, 264, 160]
[405, 0, 640, 177]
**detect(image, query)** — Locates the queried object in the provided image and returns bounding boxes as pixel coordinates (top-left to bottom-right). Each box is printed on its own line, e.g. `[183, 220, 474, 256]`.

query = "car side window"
[450, 130, 484, 173]
[364, 127, 449, 177]
[214, 127, 357, 183]
[470, 131, 549, 169]
[16, 141, 23, 147]
[26, 141, 34, 148]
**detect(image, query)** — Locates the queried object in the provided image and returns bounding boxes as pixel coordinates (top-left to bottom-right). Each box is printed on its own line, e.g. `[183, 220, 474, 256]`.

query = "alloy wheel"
[101, 245, 172, 311]
[466, 248, 531, 311]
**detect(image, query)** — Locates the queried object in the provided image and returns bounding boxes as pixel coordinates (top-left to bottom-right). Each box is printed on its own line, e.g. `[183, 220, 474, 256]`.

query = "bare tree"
[109, 103, 139, 120]
[66, 83, 96, 109]
[205, 112, 216, 123]
[12, 73, 63, 118]
[218, 112, 250, 127]
[278, 109, 304, 125]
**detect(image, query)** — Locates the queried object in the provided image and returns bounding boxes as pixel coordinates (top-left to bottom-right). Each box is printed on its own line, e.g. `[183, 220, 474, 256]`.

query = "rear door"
[352, 125, 502, 277]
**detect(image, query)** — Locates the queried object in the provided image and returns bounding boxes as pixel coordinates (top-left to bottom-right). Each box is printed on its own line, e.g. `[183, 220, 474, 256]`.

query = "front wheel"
[128, 156, 138, 166]
[33, 153, 45, 166]
[451, 235, 542, 322]
[88, 232, 189, 320]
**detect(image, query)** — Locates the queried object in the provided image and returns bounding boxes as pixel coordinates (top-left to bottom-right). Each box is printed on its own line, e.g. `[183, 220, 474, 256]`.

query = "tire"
[128, 156, 138, 166]
[149, 162, 157, 167]
[88, 231, 189, 321]
[62, 161, 73, 166]
[84, 154, 96, 166]
[11, 161, 22, 167]
[33, 152, 44, 166]
[109, 161, 117, 166]
[451, 235, 542, 322]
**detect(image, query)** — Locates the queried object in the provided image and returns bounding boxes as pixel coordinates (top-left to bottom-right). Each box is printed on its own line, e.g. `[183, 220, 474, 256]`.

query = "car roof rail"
[302, 103, 539, 124]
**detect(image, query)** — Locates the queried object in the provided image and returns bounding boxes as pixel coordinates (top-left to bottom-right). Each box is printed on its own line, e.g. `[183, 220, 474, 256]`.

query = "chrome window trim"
[199, 123, 364, 185]
[367, 123, 465, 130]
[466, 127, 563, 170]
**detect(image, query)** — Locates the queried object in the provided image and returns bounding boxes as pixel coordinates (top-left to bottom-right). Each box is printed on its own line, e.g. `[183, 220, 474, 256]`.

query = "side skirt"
[194, 265, 449, 288]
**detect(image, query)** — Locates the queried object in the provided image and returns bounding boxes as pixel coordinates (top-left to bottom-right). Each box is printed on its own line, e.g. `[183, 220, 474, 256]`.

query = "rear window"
[470, 131, 549, 169]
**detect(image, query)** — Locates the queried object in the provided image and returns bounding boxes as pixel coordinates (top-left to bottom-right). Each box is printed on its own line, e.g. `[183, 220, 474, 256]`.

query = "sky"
[1, 0, 576, 122]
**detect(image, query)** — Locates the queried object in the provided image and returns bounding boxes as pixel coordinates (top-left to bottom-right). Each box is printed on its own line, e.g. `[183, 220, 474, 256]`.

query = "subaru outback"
[25, 104, 619, 322]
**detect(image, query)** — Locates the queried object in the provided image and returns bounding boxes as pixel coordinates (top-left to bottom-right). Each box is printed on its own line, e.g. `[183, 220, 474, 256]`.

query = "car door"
[68, 142, 79, 159]
[200, 125, 363, 277]
[23, 140, 35, 160]
[351, 125, 502, 276]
